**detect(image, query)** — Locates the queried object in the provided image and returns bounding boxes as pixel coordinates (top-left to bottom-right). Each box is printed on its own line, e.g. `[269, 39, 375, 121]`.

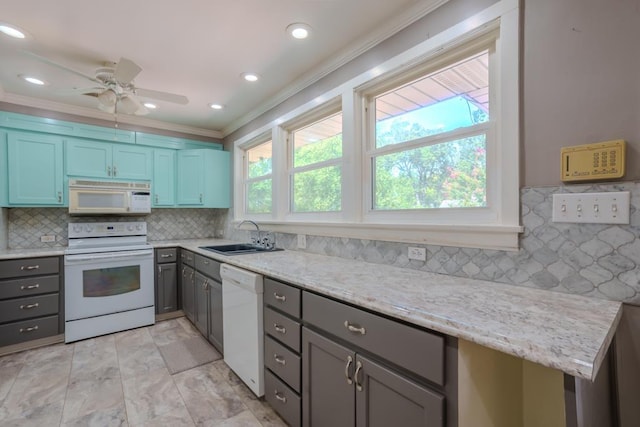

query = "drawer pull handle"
[21, 284, 40, 290]
[354, 360, 364, 392]
[160, 254, 173, 258]
[345, 355, 353, 385]
[344, 321, 366, 335]
[203, 260, 210, 265]
[20, 265, 40, 271]
[19, 325, 39, 333]
[273, 293, 286, 302]
[273, 323, 286, 334]
[274, 391, 287, 403]
[20, 303, 40, 310]
[274, 354, 286, 366]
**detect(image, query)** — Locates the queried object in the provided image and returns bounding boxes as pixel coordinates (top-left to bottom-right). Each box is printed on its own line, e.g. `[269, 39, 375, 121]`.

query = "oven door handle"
[65, 250, 153, 263]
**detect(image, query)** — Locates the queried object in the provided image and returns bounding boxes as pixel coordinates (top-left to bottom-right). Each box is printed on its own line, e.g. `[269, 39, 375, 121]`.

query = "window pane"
[293, 112, 342, 168]
[246, 179, 272, 214]
[247, 140, 272, 178]
[375, 51, 489, 148]
[293, 166, 341, 212]
[374, 135, 486, 210]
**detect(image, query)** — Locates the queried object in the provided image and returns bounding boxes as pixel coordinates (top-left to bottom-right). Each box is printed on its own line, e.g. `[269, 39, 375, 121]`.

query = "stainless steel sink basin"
[199, 243, 283, 255]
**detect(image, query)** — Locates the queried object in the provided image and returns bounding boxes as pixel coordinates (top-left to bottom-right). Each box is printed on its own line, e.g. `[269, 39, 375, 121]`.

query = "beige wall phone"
[560, 140, 625, 182]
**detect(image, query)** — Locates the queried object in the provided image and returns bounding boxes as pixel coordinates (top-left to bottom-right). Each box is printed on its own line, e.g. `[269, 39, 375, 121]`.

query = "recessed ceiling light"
[0, 23, 28, 39]
[241, 72, 259, 82]
[143, 102, 157, 109]
[209, 103, 224, 110]
[19, 75, 47, 86]
[286, 23, 312, 40]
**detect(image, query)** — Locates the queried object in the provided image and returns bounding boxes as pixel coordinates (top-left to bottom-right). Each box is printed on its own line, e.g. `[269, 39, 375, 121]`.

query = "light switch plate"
[40, 235, 55, 243]
[297, 234, 307, 249]
[552, 191, 630, 224]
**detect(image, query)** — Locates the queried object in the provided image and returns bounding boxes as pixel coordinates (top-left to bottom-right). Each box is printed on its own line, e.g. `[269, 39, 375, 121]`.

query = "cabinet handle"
[273, 323, 286, 334]
[344, 321, 366, 335]
[160, 254, 173, 258]
[273, 292, 286, 302]
[203, 260, 210, 265]
[158, 266, 162, 275]
[107, 165, 112, 176]
[20, 283, 40, 290]
[199, 193, 203, 203]
[354, 360, 363, 392]
[274, 354, 286, 366]
[155, 194, 159, 204]
[19, 325, 39, 333]
[203, 279, 209, 290]
[20, 303, 39, 310]
[20, 265, 40, 271]
[274, 390, 287, 403]
[113, 165, 117, 176]
[345, 355, 353, 385]
[182, 267, 186, 277]
[57, 191, 62, 202]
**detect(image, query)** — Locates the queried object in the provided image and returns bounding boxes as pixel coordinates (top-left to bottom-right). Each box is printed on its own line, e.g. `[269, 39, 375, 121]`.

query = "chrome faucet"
[236, 220, 261, 245]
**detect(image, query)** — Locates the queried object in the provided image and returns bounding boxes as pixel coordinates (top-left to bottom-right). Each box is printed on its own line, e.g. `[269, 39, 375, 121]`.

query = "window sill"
[234, 220, 523, 251]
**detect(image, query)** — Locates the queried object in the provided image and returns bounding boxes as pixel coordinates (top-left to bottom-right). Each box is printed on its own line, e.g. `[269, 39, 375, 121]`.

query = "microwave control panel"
[561, 140, 625, 182]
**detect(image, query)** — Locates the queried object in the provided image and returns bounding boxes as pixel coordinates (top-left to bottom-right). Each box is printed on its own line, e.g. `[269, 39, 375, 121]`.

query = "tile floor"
[0, 317, 287, 427]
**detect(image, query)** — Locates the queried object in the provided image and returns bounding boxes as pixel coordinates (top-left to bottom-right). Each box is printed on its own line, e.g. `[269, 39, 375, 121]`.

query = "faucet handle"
[249, 230, 260, 245]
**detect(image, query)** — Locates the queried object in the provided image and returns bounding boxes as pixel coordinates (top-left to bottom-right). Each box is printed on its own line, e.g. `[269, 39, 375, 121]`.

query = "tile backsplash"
[5, 182, 640, 306]
[7, 208, 227, 248]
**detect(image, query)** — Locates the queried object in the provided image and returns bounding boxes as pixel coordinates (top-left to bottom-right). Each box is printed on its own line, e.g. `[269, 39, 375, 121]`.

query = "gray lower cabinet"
[193, 254, 223, 353]
[207, 279, 223, 351]
[180, 250, 195, 322]
[0, 256, 63, 348]
[155, 248, 178, 314]
[194, 272, 208, 335]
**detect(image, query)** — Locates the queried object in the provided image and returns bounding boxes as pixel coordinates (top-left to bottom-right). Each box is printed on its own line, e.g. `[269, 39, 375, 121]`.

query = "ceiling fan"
[24, 51, 189, 116]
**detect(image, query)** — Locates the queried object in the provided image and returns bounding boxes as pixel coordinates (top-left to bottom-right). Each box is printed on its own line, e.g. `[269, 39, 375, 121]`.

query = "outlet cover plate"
[297, 234, 307, 249]
[408, 246, 426, 261]
[552, 191, 630, 224]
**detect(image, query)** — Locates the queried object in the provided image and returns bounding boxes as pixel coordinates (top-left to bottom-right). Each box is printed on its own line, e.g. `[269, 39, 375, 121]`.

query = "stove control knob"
[85, 225, 93, 233]
[136, 224, 143, 231]
[127, 225, 134, 231]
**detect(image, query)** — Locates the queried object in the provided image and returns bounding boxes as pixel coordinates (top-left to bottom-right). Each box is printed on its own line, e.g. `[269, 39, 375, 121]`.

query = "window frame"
[233, 0, 522, 250]
[236, 133, 274, 220]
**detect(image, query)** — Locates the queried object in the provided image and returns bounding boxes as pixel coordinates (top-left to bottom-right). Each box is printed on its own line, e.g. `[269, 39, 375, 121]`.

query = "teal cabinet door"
[7, 132, 64, 205]
[176, 149, 230, 208]
[113, 145, 152, 180]
[66, 139, 112, 178]
[0, 130, 8, 206]
[177, 150, 205, 205]
[153, 149, 176, 206]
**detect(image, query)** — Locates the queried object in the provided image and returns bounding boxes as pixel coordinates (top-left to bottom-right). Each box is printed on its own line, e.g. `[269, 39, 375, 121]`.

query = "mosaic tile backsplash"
[6, 182, 640, 305]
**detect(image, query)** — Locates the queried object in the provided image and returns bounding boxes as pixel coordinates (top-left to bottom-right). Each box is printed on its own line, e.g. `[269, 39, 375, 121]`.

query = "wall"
[6, 208, 227, 248]
[0, 208, 7, 249]
[523, 0, 640, 186]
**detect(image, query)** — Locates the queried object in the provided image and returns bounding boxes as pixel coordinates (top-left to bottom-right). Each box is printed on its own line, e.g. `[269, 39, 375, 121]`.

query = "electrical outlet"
[215, 229, 224, 238]
[552, 191, 630, 224]
[297, 234, 307, 249]
[40, 235, 55, 243]
[408, 246, 426, 261]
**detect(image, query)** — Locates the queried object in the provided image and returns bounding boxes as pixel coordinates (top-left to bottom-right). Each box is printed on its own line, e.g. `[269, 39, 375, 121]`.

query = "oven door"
[64, 249, 154, 321]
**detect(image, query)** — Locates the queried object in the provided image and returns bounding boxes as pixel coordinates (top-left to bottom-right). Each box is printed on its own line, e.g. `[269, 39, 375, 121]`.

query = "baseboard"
[0, 334, 65, 357]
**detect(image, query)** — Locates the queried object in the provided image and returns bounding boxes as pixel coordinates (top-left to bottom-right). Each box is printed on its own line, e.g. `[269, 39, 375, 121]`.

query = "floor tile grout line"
[57, 342, 75, 427]
[114, 333, 131, 427]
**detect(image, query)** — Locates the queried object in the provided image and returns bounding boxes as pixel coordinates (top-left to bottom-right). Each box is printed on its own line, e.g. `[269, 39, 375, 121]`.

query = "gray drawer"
[0, 315, 59, 347]
[0, 294, 59, 324]
[0, 257, 59, 280]
[180, 249, 195, 267]
[265, 335, 301, 393]
[195, 255, 221, 281]
[264, 278, 301, 318]
[265, 307, 301, 353]
[264, 368, 301, 427]
[156, 248, 177, 263]
[303, 291, 445, 386]
[0, 275, 59, 300]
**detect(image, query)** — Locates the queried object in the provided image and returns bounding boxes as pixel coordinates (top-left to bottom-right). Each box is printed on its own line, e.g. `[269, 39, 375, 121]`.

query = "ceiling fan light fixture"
[143, 102, 157, 109]
[209, 103, 223, 110]
[241, 72, 259, 82]
[286, 23, 311, 40]
[97, 89, 117, 107]
[19, 75, 47, 86]
[0, 23, 28, 39]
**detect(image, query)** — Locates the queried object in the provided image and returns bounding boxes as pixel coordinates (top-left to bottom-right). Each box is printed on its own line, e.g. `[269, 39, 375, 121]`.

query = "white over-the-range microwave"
[68, 179, 151, 215]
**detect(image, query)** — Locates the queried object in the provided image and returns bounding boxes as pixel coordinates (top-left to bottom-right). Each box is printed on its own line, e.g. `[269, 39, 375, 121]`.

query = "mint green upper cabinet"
[0, 130, 8, 206]
[7, 131, 64, 206]
[66, 139, 112, 178]
[153, 149, 176, 206]
[177, 149, 230, 207]
[66, 139, 152, 180]
[112, 144, 152, 180]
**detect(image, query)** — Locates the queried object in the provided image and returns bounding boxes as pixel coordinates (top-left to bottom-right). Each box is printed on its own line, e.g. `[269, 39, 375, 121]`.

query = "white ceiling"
[0, 0, 440, 138]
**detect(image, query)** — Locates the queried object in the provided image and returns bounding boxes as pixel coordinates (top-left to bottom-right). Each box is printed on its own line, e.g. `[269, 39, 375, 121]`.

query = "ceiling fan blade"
[56, 87, 103, 95]
[114, 58, 142, 84]
[21, 50, 103, 86]
[118, 94, 148, 115]
[135, 88, 189, 105]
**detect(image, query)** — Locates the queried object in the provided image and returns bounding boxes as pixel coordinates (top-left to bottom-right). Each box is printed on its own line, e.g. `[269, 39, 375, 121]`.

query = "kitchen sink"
[199, 243, 283, 255]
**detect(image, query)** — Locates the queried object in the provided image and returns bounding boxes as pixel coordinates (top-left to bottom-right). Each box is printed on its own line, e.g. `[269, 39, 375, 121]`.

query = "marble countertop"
[1, 239, 622, 381]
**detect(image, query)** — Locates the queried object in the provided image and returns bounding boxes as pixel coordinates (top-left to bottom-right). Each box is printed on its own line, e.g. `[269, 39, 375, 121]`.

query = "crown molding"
[222, 0, 450, 137]
[1, 93, 223, 139]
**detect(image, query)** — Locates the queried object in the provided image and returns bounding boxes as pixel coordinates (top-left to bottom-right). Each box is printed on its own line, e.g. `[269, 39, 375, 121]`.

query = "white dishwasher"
[220, 263, 264, 397]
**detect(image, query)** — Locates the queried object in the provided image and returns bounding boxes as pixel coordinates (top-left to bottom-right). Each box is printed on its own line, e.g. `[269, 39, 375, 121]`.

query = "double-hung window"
[244, 138, 273, 215]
